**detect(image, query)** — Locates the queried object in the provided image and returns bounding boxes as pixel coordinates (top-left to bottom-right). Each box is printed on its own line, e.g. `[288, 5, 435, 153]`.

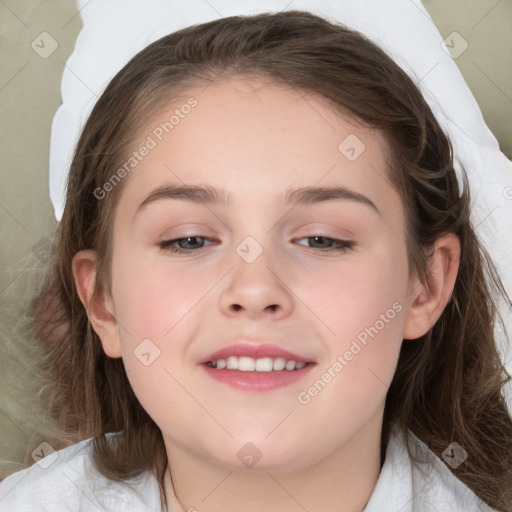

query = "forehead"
[113, 77, 400, 222]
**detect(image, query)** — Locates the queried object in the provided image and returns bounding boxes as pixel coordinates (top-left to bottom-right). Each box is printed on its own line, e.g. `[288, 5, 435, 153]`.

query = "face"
[101, 77, 415, 472]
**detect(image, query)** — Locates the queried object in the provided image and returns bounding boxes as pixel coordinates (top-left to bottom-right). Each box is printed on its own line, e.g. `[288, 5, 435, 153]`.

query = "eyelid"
[293, 222, 354, 239]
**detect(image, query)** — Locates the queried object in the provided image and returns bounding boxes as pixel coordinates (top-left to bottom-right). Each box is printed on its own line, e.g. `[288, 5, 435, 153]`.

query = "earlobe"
[402, 234, 460, 340]
[72, 250, 122, 358]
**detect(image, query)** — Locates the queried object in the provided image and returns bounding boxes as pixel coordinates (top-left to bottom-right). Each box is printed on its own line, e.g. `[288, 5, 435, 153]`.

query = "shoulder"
[365, 424, 498, 512]
[0, 436, 162, 512]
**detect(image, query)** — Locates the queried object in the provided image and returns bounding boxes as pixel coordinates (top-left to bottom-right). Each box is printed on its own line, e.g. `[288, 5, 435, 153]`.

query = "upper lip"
[199, 342, 315, 365]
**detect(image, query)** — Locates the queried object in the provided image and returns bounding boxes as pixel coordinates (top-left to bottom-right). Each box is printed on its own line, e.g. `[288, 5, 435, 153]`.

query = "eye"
[158, 236, 215, 253]
[294, 236, 355, 253]
[158, 235, 355, 254]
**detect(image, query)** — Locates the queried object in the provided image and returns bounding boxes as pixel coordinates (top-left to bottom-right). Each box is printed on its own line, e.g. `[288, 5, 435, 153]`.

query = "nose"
[218, 248, 294, 320]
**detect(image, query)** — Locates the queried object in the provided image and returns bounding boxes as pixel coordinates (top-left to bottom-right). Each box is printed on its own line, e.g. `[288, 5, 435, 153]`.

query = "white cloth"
[0, 424, 496, 511]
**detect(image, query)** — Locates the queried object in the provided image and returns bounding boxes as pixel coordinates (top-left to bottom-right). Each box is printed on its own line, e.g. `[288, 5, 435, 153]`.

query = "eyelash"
[158, 236, 355, 254]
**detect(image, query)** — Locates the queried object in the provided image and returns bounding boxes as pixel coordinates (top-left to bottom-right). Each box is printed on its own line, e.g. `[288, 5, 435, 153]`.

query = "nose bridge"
[231, 233, 280, 289]
[219, 232, 294, 317]
[226, 196, 280, 267]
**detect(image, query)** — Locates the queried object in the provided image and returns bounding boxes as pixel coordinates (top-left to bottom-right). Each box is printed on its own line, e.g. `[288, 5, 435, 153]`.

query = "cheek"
[112, 250, 214, 340]
[111, 255, 214, 405]
[299, 247, 408, 343]
[295, 246, 408, 408]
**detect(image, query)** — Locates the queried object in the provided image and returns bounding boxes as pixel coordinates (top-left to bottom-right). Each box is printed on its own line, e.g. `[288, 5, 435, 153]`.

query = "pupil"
[181, 237, 201, 249]
[312, 236, 329, 247]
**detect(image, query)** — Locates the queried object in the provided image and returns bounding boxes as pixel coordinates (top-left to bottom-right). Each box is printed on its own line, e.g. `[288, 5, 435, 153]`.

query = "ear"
[403, 233, 460, 340]
[72, 249, 122, 358]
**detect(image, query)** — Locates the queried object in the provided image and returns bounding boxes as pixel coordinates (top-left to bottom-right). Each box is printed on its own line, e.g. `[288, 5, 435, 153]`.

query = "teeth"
[207, 356, 308, 371]
[255, 357, 273, 372]
[239, 357, 255, 371]
[273, 357, 286, 371]
[285, 360, 296, 370]
[226, 356, 238, 370]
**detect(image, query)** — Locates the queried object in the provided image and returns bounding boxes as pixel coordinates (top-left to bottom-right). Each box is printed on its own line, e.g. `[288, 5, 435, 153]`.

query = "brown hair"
[37, 10, 512, 510]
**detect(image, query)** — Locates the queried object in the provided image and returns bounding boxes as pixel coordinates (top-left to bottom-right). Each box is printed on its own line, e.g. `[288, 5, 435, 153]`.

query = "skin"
[73, 77, 460, 512]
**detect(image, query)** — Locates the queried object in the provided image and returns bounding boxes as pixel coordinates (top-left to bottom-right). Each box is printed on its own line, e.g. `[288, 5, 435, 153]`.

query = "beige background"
[0, 0, 511, 476]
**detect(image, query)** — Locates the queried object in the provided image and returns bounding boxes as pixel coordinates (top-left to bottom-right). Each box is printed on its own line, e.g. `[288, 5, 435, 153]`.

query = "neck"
[164, 410, 385, 512]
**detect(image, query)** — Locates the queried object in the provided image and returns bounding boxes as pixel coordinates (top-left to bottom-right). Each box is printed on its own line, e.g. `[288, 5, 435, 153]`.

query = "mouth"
[199, 343, 316, 391]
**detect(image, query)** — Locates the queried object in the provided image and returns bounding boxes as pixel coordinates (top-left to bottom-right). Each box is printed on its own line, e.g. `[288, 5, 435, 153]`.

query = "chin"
[203, 434, 320, 474]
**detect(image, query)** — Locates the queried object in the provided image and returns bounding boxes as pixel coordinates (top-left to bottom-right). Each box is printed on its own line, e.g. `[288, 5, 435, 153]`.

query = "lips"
[198, 341, 316, 391]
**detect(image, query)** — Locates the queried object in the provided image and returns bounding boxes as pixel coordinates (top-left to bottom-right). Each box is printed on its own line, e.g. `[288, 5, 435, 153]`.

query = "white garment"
[0, 424, 496, 511]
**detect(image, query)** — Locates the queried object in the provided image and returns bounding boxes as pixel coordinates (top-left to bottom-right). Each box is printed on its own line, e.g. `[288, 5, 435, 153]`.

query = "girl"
[1, 10, 511, 512]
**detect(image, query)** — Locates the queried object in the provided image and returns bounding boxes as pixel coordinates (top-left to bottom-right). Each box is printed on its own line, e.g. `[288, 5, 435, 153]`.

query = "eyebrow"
[135, 184, 381, 216]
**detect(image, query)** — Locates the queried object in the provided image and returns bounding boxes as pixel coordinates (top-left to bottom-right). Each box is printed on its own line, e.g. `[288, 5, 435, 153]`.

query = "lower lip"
[200, 363, 316, 391]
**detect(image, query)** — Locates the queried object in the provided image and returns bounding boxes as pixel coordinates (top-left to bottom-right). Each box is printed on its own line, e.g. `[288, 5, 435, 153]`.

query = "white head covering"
[49, 0, 512, 369]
